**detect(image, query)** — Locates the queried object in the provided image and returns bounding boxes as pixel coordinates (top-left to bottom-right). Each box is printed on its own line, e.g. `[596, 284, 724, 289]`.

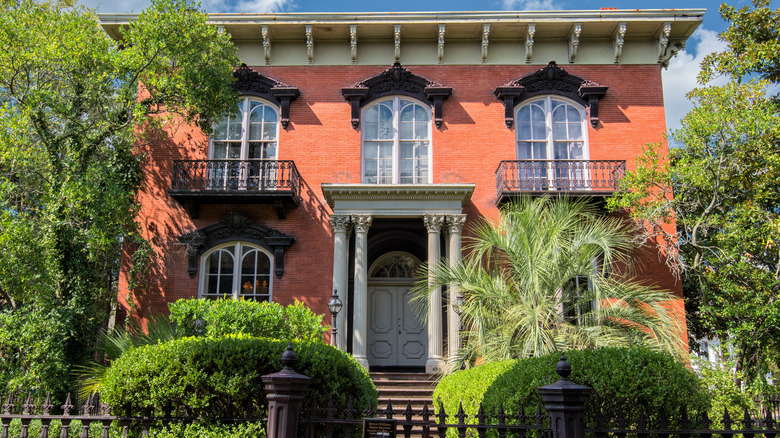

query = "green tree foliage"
[0, 0, 239, 396]
[414, 196, 683, 370]
[608, 0, 780, 388]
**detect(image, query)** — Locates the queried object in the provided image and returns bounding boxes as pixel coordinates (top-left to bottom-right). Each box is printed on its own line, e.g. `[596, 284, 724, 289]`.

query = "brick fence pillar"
[262, 343, 312, 438]
[538, 354, 592, 438]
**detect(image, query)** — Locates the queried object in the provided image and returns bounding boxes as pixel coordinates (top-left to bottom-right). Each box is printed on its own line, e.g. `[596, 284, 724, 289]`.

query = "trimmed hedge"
[101, 336, 376, 418]
[434, 348, 710, 429]
[168, 298, 326, 342]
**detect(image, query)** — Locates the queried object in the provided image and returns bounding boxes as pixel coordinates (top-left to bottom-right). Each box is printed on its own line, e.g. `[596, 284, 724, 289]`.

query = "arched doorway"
[367, 252, 428, 370]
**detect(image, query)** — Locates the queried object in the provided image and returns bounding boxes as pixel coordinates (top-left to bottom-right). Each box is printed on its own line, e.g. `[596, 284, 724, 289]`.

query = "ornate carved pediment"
[494, 61, 608, 128]
[341, 63, 452, 129]
[178, 212, 294, 279]
[232, 64, 300, 128]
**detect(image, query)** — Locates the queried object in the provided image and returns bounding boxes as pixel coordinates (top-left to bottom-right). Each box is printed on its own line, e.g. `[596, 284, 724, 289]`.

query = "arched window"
[209, 97, 279, 189]
[200, 242, 273, 301]
[362, 97, 431, 184]
[515, 97, 588, 189]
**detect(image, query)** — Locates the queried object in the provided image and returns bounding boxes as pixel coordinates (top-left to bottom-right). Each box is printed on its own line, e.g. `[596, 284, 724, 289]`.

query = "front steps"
[370, 372, 437, 413]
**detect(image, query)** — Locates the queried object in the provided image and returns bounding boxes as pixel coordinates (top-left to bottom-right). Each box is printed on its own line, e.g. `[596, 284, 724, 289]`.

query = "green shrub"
[101, 336, 376, 418]
[168, 299, 326, 342]
[148, 421, 265, 438]
[693, 357, 758, 426]
[435, 348, 710, 432]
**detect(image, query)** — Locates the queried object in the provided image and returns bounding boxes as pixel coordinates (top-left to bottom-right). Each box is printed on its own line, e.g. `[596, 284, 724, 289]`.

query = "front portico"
[323, 184, 474, 373]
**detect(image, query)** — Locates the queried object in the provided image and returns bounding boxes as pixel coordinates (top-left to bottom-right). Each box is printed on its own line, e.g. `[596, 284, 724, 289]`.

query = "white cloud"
[79, 0, 294, 13]
[501, 0, 558, 10]
[661, 28, 727, 135]
[80, 0, 151, 13]
[200, 0, 294, 13]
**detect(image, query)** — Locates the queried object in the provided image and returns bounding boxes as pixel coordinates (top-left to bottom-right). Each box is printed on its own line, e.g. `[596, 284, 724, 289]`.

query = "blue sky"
[84, 0, 778, 132]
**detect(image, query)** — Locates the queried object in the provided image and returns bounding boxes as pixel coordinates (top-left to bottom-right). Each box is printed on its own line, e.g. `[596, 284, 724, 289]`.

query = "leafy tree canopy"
[608, 0, 780, 388]
[0, 0, 239, 395]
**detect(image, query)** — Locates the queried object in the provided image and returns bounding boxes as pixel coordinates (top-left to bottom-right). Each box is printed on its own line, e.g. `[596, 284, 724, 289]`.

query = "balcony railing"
[495, 159, 626, 202]
[169, 159, 300, 219]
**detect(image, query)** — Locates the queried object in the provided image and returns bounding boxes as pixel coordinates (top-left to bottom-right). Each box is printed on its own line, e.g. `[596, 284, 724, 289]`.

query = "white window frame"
[198, 241, 274, 301]
[515, 96, 590, 190]
[209, 97, 280, 190]
[360, 96, 433, 184]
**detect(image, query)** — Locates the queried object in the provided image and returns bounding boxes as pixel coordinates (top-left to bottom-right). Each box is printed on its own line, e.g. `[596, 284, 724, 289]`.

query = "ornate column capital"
[352, 215, 372, 233]
[424, 214, 446, 233]
[447, 214, 467, 234]
[329, 214, 351, 233]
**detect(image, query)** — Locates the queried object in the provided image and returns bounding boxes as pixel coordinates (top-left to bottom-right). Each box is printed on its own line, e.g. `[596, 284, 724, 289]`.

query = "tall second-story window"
[210, 97, 279, 189]
[362, 97, 431, 184]
[515, 97, 588, 189]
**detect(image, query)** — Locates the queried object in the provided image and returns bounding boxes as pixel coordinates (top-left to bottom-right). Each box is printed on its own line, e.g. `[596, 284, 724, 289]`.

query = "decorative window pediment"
[494, 61, 608, 128]
[342, 63, 452, 129]
[232, 64, 300, 128]
[179, 212, 294, 279]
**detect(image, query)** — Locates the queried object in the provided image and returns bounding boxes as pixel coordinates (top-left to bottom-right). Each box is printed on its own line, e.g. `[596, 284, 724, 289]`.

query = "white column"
[351, 214, 372, 369]
[424, 214, 446, 374]
[329, 214, 351, 351]
[447, 214, 466, 370]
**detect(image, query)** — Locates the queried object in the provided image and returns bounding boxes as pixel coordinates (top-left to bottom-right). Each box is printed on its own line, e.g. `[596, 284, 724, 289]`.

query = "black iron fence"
[170, 159, 300, 194]
[1, 349, 778, 438]
[495, 160, 626, 198]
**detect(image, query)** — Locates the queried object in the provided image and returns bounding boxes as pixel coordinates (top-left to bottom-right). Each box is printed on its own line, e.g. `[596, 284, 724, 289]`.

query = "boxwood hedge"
[101, 336, 376, 418]
[168, 298, 325, 342]
[434, 348, 710, 430]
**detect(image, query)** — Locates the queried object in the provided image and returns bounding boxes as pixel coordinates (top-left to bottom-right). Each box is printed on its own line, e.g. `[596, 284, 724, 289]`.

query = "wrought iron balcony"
[169, 159, 300, 219]
[495, 159, 626, 204]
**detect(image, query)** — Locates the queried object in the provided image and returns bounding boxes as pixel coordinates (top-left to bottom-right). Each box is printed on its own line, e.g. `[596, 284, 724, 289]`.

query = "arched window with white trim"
[209, 97, 279, 190]
[362, 97, 431, 184]
[515, 96, 589, 190]
[200, 242, 273, 301]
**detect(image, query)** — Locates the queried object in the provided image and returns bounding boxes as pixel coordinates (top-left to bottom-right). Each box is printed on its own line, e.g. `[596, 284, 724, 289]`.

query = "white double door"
[367, 284, 428, 367]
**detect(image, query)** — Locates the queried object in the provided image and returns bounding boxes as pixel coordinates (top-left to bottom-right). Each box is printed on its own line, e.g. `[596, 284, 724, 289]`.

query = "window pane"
[378, 105, 393, 139]
[219, 275, 233, 294]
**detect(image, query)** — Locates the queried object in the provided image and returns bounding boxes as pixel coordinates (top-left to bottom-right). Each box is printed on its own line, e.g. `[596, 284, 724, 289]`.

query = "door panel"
[368, 285, 427, 367]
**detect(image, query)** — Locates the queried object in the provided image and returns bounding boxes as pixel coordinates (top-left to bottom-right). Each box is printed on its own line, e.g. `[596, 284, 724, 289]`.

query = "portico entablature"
[321, 183, 474, 217]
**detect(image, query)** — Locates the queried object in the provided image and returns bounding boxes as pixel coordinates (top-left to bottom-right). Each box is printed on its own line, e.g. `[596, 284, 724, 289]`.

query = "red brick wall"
[119, 63, 684, 346]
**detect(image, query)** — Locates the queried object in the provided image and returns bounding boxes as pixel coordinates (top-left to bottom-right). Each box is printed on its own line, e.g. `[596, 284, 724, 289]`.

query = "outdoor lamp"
[327, 289, 343, 348]
[453, 293, 464, 316]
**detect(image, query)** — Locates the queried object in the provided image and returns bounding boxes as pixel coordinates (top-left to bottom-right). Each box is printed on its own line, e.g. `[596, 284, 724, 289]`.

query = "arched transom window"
[362, 97, 431, 184]
[515, 97, 589, 189]
[209, 97, 279, 189]
[200, 242, 273, 301]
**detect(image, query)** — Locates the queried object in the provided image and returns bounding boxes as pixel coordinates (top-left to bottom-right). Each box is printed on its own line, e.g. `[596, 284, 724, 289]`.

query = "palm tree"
[414, 196, 684, 369]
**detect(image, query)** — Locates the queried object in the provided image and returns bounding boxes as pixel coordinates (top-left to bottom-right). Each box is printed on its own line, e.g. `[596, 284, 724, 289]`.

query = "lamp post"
[327, 289, 343, 349]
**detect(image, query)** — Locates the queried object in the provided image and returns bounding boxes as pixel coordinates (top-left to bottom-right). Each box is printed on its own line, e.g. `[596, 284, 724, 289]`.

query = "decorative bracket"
[493, 84, 524, 128]
[342, 63, 452, 129]
[613, 22, 626, 64]
[350, 25, 357, 65]
[525, 24, 536, 64]
[481, 24, 490, 64]
[232, 64, 300, 129]
[579, 82, 608, 128]
[394, 25, 402, 62]
[657, 22, 671, 65]
[179, 212, 294, 279]
[341, 86, 369, 129]
[494, 61, 608, 128]
[438, 24, 446, 64]
[568, 23, 582, 63]
[262, 25, 271, 65]
[305, 25, 314, 65]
